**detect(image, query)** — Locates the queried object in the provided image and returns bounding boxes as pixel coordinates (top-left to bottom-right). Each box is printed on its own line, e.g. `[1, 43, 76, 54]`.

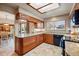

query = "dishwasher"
[53, 34, 65, 56]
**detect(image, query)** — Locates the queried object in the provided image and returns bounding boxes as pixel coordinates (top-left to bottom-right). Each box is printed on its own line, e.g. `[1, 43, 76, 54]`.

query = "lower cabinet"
[23, 42, 37, 54]
[15, 37, 23, 55]
[23, 36, 37, 54]
[44, 34, 54, 44]
[36, 34, 43, 45]
[15, 34, 54, 55]
[15, 34, 44, 55]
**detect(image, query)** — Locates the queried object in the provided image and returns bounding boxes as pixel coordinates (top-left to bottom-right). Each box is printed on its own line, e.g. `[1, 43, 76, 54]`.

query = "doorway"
[0, 24, 15, 56]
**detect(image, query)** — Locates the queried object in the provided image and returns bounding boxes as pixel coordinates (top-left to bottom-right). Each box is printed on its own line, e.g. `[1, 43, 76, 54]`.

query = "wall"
[44, 15, 70, 31]
[0, 4, 16, 24]
[0, 11, 15, 24]
[0, 4, 17, 14]
[44, 15, 68, 28]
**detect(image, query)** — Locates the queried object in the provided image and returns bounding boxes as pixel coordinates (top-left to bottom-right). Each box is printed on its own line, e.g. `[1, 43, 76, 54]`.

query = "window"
[54, 20, 65, 29]
[46, 20, 65, 30]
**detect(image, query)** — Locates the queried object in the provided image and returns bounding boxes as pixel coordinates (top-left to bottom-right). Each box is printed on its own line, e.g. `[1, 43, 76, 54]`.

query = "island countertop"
[65, 41, 79, 56]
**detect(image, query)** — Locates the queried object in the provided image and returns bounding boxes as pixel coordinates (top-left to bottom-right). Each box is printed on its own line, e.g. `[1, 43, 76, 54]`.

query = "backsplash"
[46, 29, 66, 35]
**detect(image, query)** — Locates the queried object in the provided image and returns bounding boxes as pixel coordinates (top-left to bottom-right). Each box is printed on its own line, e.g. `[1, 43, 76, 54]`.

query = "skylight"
[29, 3, 49, 9]
[28, 3, 60, 13]
[39, 3, 60, 13]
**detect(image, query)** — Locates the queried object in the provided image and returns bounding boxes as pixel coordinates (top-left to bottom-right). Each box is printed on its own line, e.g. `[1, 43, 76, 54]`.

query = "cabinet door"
[23, 42, 37, 54]
[44, 34, 53, 44]
[15, 37, 23, 55]
[23, 36, 37, 46]
[28, 22, 35, 33]
[23, 36, 37, 54]
[39, 34, 43, 43]
[36, 34, 43, 45]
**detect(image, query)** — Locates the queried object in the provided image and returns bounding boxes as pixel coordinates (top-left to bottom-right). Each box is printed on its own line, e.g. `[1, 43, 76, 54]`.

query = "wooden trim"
[27, 3, 44, 14]
[16, 12, 44, 22]
[26, 3, 52, 14]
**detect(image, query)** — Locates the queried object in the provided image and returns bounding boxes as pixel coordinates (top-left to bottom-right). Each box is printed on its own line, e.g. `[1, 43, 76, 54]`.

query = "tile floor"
[24, 43, 62, 56]
[65, 41, 79, 56]
[0, 38, 15, 56]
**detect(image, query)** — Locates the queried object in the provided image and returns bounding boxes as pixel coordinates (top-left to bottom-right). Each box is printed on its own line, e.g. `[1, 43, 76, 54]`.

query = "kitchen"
[0, 3, 79, 56]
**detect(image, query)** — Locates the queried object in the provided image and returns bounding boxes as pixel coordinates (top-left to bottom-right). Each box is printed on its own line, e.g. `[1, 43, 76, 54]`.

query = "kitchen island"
[65, 34, 79, 56]
[65, 41, 79, 56]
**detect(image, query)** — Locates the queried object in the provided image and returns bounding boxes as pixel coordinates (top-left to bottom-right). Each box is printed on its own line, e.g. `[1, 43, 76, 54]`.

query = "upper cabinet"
[15, 12, 44, 36]
[16, 13, 43, 24]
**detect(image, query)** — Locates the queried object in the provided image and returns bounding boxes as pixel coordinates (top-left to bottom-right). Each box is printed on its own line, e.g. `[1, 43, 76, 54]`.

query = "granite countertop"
[65, 41, 79, 56]
[16, 32, 46, 38]
[64, 34, 79, 43]
[16, 31, 66, 38]
[65, 39, 79, 43]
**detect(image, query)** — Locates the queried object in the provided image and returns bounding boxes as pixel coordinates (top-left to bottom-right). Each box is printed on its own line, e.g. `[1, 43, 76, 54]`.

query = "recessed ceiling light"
[20, 20, 26, 22]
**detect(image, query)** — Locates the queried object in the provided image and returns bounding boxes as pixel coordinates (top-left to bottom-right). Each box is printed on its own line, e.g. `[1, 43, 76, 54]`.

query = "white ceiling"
[17, 3, 73, 19]
[0, 3, 73, 20]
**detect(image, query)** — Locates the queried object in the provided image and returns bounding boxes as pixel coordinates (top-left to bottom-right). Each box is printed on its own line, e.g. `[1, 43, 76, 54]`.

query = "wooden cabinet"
[23, 36, 36, 46]
[15, 34, 44, 55]
[44, 34, 54, 44]
[36, 34, 43, 45]
[16, 13, 44, 30]
[23, 36, 37, 54]
[28, 22, 36, 33]
[15, 34, 54, 55]
[15, 37, 23, 55]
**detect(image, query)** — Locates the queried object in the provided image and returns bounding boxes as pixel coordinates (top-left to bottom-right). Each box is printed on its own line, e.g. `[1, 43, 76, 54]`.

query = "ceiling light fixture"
[29, 3, 49, 9]
[4, 24, 9, 25]
[39, 3, 60, 13]
[27, 3, 60, 13]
